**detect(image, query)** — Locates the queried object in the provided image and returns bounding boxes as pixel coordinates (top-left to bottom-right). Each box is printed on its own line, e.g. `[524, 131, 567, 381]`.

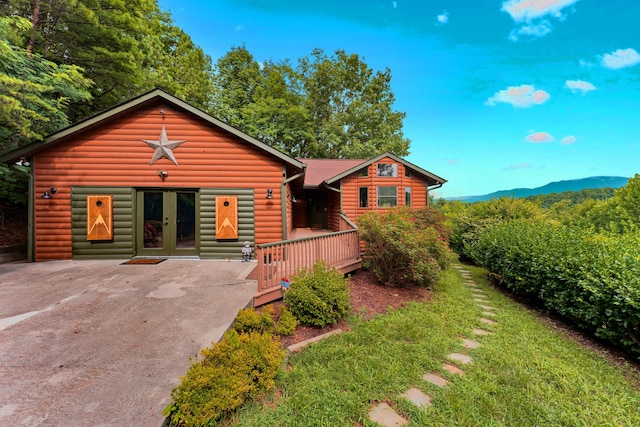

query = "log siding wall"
[33, 103, 290, 261]
[340, 158, 429, 225]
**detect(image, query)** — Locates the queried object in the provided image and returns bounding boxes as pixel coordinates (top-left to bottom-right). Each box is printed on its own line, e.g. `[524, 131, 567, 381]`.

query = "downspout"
[9, 159, 34, 262]
[280, 166, 306, 241]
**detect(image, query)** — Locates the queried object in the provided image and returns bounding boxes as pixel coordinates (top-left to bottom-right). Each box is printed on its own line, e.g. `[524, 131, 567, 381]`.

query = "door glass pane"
[143, 192, 163, 249]
[176, 192, 196, 248]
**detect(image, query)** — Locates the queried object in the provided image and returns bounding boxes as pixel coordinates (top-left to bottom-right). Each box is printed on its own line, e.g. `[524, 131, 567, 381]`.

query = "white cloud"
[601, 48, 640, 69]
[485, 85, 551, 108]
[508, 21, 552, 41]
[502, 0, 579, 41]
[501, 0, 580, 22]
[526, 132, 555, 143]
[446, 158, 460, 165]
[564, 79, 596, 93]
[561, 135, 577, 144]
[437, 11, 449, 24]
[393, 1, 397, 8]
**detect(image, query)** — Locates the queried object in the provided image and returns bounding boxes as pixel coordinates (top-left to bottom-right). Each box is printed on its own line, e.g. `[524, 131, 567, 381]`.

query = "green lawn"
[227, 265, 640, 426]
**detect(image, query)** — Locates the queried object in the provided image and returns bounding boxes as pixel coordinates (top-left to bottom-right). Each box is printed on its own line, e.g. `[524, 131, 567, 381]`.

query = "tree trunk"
[26, 0, 41, 57]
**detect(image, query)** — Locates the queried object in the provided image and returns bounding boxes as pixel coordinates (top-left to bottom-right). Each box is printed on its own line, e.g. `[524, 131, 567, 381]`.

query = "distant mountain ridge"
[449, 176, 629, 203]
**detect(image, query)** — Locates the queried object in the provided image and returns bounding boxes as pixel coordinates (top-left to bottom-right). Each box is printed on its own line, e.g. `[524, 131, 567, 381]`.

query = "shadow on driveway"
[0, 259, 256, 426]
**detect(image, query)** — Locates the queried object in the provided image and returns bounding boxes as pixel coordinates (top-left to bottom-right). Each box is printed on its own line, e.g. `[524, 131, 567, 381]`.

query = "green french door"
[136, 190, 199, 256]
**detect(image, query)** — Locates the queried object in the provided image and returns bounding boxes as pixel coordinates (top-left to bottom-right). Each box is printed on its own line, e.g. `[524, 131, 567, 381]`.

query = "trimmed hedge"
[472, 219, 640, 357]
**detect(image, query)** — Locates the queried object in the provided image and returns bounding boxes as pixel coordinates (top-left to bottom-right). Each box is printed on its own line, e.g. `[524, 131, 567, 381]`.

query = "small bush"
[285, 262, 351, 327]
[234, 305, 275, 334]
[164, 329, 286, 426]
[274, 306, 298, 336]
[234, 305, 298, 337]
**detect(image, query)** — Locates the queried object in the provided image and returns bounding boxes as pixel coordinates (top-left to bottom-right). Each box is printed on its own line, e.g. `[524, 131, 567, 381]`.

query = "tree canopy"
[1, 2, 409, 161]
[210, 46, 410, 159]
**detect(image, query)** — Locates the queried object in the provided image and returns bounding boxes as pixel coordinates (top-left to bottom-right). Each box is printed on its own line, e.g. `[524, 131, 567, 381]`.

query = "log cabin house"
[1, 89, 446, 305]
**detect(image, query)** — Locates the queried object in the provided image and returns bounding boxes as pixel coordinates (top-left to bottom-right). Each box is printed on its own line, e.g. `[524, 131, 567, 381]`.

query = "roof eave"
[1, 89, 305, 170]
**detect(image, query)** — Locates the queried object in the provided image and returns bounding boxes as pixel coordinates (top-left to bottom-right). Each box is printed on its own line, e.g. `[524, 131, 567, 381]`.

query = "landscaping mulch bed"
[260, 270, 432, 348]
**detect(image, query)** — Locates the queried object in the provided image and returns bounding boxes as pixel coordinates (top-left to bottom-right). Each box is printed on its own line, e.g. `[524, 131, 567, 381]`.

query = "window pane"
[359, 187, 368, 208]
[176, 192, 196, 248]
[405, 187, 411, 206]
[143, 192, 163, 249]
[377, 186, 397, 207]
[358, 168, 368, 177]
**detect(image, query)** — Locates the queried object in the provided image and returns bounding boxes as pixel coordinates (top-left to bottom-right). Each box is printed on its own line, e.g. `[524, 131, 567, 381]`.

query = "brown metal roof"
[298, 158, 367, 187]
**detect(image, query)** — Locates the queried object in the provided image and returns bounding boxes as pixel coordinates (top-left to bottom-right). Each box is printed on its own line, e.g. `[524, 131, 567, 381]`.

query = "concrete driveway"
[0, 259, 256, 427]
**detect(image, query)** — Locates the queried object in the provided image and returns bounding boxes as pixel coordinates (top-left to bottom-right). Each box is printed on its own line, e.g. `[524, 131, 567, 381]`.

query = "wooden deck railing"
[253, 229, 362, 306]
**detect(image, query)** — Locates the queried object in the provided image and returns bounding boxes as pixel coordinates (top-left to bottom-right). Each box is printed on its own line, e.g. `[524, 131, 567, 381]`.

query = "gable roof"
[0, 89, 305, 170]
[301, 152, 446, 188]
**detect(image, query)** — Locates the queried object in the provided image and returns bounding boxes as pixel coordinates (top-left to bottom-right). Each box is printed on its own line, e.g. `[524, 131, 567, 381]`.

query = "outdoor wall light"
[15, 157, 31, 167]
[41, 187, 57, 199]
[158, 170, 168, 180]
[290, 194, 297, 203]
[266, 189, 273, 199]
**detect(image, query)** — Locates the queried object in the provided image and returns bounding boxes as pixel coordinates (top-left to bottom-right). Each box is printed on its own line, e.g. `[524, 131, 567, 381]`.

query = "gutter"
[427, 182, 444, 206]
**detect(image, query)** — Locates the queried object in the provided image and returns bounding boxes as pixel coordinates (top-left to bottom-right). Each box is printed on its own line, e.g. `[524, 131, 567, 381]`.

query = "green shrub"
[164, 329, 286, 426]
[473, 219, 640, 358]
[444, 197, 543, 259]
[233, 305, 275, 334]
[358, 207, 455, 287]
[274, 306, 298, 336]
[285, 262, 351, 327]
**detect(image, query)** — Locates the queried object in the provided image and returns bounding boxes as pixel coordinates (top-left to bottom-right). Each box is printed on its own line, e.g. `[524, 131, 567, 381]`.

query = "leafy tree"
[1, 0, 215, 120]
[0, 15, 92, 153]
[211, 46, 409, 159]
[300, 49, 410, 158]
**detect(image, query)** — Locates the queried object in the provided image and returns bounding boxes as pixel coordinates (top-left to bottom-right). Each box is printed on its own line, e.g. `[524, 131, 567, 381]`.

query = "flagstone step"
[369, 402, 407, 426]
[461, 338, 481, 348]
[448, 353, 473, 364]
[473, 328, 492, 335]
[443, 363, 465, 375]
[480, 317, 498, 325]
[423, 372, 448, 387]
[401, 388, 432, 409]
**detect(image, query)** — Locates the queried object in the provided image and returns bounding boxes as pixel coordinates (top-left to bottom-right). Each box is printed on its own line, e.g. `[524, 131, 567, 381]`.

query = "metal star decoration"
[142, 126, 186, 165]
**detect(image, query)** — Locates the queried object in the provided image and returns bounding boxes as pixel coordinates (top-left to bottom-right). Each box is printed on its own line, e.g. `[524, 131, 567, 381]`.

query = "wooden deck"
[253, 229, 362, 306]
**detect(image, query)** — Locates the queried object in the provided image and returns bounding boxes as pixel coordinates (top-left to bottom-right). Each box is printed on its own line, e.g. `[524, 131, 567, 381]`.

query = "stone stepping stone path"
[368, 266, 499, 426]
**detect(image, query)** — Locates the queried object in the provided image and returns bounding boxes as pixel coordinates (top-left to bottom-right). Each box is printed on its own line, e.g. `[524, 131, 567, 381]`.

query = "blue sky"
[157, 0, 639, 198]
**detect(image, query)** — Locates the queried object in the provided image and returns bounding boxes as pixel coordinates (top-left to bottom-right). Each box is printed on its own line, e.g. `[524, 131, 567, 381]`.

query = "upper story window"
[377, 163, 398, 177]
[358, 168, 368, 177]
[405, 168, 411, 178]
